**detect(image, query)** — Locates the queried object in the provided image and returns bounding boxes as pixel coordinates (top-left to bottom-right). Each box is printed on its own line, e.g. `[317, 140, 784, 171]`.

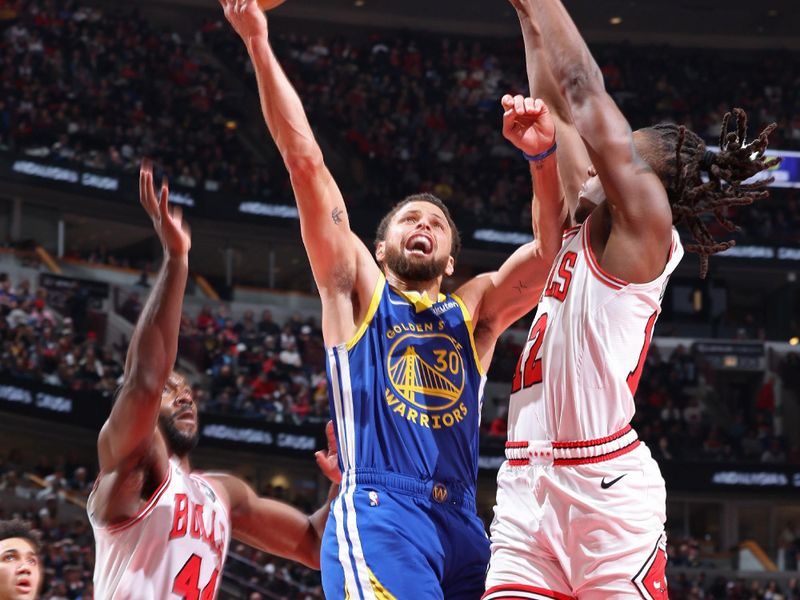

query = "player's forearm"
[530, 153, 569, 259]
[246, 34, 321, 165]
[124, 254, 188, 391]
[309, 482, 338, 541]
[517, 0, 604, 107]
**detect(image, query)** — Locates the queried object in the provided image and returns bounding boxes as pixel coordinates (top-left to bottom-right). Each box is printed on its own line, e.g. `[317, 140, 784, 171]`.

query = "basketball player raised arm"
[511, 0, 674, 283]
[221, 0, 569, 369]
[92, 160, 339, 570]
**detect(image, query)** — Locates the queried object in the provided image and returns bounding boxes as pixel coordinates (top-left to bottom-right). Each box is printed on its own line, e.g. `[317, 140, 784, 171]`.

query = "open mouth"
[16, 580, 31, 594]
[175, 409, 195, 424]
[405, 233, 433, 257]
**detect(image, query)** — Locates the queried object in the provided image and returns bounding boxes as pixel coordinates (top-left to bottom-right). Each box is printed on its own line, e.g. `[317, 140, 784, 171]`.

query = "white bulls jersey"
[508, 216, 683, 443]
[88, 457, 231, 600]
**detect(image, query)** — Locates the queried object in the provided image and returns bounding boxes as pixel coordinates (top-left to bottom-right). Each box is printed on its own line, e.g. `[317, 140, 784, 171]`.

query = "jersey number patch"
[511, 313, 548, 393]
[172, 554, 219, 600]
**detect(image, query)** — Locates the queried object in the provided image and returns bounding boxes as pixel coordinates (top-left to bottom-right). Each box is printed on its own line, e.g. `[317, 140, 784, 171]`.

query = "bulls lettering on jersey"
[88, 458, 231, 600]
[508, 218, 683, 443]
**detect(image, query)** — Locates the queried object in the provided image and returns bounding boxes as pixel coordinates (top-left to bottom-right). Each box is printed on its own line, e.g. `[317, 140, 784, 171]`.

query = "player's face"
[576, 164, 604, 223]
[158, 372, 199, 457]
[377, 202, 455, 282]
[0, 538, 41, 600]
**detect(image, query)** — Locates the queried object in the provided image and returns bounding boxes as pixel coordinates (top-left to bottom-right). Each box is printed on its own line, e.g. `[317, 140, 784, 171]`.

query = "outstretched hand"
[139, 159, 191, 258]
[315, 421, 342, 485]
[501, 95, 556, 157]
[219, 0, 269, 42]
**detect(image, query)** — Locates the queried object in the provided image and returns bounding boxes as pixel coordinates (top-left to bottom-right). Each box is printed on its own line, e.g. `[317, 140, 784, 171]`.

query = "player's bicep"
[98, 384, 161, 472]
[227, 479, 319, 568]
[460, 242, 554, 341]
[290, 163, 374, 293]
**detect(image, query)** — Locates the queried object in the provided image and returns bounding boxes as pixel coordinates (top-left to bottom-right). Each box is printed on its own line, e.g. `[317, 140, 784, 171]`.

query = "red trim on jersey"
[106, 466, 173, 534]
[582, 218, 627, 290]
[507, 459, 530, 467]
[552, 425, 632, 449]
[626, 311, 659, 396]
[483, 583, 576, 600]
[505, 441, 529, 449]
[554, 440, 640, 466]
[562, 225, 581, 239]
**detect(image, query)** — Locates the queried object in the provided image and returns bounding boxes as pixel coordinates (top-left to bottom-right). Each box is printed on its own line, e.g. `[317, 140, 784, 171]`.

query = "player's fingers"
[501, 94, 514, 110]
[140, 162, 158, 216]
[159, 177, 170, 219]
[513, 94, 525, 115]
[181, 219, 191, 241]
[170, 205, 183, 227]
[524, 97, 536, 114]
[325, 420, 336, 450]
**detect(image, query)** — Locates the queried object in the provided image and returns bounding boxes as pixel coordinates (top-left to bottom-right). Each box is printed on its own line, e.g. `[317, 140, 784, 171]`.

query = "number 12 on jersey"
[511, 313, 548, 394]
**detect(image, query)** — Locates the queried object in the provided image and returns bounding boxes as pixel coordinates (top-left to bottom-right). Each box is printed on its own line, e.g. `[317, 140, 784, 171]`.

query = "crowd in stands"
[3, 267, 797, 468]
[632, 344, 800, 465]
[0, 273, 122, 395]
[206, 25, 800, 244]
[0, 0, 798, 246]
[179, 305, 331, 426]
[0, 0, 273, 198]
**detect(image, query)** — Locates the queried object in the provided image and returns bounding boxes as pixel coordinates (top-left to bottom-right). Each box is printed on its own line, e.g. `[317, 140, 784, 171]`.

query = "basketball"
[257, 0, 286, 11]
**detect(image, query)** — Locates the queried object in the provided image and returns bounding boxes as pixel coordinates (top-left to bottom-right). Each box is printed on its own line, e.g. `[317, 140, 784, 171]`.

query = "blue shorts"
[321, 472, 490, 600]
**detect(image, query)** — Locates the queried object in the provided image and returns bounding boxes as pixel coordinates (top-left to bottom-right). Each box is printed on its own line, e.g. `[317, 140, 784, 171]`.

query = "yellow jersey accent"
[393, 287, 447, 313]
[450, 293, 485, 376]
[346, 273, 387, 351]
[344, 568, 398, 600]
[369, 568, 398, 600]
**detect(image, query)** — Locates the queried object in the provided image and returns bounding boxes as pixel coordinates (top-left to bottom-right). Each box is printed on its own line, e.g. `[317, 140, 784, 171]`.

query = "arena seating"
[1, 0, 798, 246]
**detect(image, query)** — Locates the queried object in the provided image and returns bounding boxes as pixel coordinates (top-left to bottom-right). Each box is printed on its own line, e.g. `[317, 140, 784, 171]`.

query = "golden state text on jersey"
[326, 274, 486, 488]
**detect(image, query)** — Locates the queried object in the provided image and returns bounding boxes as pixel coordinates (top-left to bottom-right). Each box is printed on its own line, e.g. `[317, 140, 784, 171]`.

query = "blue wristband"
[522, 142, 557, 162]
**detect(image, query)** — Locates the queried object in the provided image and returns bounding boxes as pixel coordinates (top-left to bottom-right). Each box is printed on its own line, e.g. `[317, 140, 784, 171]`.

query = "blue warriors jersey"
[326, 273, 486, 491]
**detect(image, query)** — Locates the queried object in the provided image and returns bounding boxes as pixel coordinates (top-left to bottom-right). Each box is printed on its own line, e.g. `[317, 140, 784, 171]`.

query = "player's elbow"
[284, 147, 325, 180]
[560, 64, 604, 107]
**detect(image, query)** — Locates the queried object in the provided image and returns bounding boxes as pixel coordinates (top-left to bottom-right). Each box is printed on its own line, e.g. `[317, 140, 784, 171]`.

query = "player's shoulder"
[201, 471, 244, 509]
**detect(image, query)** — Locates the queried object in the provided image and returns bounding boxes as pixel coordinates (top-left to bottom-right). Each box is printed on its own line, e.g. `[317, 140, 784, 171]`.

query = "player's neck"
[171, 453, 192, 472]
[384, 271, 441, 300]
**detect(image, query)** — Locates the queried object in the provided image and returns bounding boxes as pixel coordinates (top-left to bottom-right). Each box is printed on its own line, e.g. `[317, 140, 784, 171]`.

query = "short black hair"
[374, 193, 461, 261]
[0, 519, 40, 554]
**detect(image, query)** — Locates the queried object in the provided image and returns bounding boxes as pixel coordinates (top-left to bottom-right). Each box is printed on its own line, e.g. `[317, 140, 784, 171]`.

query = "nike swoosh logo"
[600, 474, 626, 489]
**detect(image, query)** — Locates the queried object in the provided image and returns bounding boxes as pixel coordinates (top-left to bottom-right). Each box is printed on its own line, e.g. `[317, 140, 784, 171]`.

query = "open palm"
[139, 159, 191, 257]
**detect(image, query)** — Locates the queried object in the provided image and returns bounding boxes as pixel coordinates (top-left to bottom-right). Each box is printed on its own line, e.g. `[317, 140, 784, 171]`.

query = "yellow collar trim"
[394, 288, 446, 313]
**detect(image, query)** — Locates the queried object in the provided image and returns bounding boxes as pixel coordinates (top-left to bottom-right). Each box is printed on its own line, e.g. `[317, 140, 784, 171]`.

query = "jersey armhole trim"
[345, 273, 386, 351]
[450, 293, 486, 377]
[99, 465, 173, 535]
[582, 216, 627, 290]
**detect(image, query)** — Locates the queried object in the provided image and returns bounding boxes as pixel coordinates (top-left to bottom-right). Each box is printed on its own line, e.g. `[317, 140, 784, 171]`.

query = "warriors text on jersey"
[508, 216, 684, 442]
[326, 273, 486, 488]
[88, 457, 231, 600]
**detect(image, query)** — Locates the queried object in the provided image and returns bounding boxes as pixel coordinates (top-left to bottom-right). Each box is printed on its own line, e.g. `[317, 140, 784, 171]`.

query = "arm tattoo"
[331, 207, 343, 225]
[513, 280, 529, 295]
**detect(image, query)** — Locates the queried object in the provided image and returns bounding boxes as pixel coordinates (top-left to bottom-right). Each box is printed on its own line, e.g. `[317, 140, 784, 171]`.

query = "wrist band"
[522, 142, 557, 162]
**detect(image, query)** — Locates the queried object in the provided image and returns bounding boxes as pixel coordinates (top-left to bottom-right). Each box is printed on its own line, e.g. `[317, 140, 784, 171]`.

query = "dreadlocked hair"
[643, 108, 780, 278]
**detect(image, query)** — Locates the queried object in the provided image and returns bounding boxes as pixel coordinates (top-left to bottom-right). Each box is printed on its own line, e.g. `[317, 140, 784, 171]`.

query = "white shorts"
[485, 441, 668, 599]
